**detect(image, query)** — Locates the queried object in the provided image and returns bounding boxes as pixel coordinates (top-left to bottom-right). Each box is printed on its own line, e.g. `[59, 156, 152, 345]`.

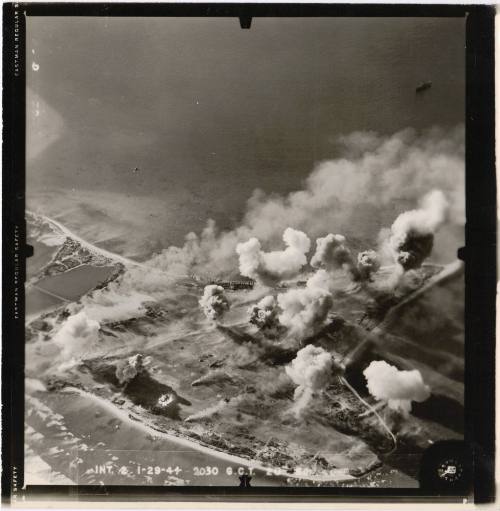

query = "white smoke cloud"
[52, 311, 100, 359]
[286, 345, 334, 389]
[52, 128, 463, 345]
[146, 126, 464, 277]
[285, 345, 342, 416]
[248, 295, 280, 334]
[388, 189, 449, 270]
[115, 354, 145, 385]
[277, 271, 333, 341]
[184, 399, 228, 422]
[304, 268, 335, 293]
[310, 234, 355, 272]
[236, 227, 310, 285]
[356, 250, 381, 281]
[70, 284, 153, 324]
[363, 360, 431, 416]
[310, 235, 383, 284]
[199, 285, 230, 321]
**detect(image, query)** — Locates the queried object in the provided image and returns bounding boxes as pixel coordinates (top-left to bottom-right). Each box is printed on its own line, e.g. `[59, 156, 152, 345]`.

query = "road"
[30, 283, 71, 303]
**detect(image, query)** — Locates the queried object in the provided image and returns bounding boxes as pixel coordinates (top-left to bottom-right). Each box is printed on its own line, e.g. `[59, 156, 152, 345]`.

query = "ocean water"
[25, 17, 466, 487]
[26, 389, 289, 487]
[26, 17, 465, 257]
[35, 264, 115, 301]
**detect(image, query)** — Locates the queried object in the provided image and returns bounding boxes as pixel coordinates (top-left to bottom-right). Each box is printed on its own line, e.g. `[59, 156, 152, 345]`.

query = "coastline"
[25, 215, 461, 488]
[27, 210, 187, 280]
[61, 386, 356, 483]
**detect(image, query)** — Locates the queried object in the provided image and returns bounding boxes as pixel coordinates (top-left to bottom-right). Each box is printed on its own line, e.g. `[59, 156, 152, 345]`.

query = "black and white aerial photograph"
[25, 15, 465, 488]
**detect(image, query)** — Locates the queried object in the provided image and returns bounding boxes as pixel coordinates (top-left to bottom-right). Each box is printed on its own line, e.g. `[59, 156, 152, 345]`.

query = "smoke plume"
[310, 234, 359, 279]
[248, 295, 281, 335]
[310, 234, 383, 283]
[115, 354, 145, 385]
[236, 227, 310, 285]
[199, 285, 230, 321]
[285, 345, 342, 416]
[303, 268, 335, 293]
[52, 311, 100, 359]
[146, 126, 463, 278]
[70, 284, 153, 323]
[58, 128, 463, 339]
[363, 360, 431, 416]
[388, 189, 449, 270]
[356, 250, 381, 281]
[278, 271, 333, 342]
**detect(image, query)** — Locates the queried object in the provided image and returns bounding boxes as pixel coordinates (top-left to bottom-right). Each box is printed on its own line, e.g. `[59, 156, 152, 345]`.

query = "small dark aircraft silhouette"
[416, 81, 432, 93]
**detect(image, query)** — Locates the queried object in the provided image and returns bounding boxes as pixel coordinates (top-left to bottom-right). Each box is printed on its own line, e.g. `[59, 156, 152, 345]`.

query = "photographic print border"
[2, 2, 495, 504]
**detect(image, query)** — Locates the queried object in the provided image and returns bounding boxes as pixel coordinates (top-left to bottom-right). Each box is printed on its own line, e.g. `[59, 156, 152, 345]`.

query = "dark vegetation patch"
[82, 358, 191, 420]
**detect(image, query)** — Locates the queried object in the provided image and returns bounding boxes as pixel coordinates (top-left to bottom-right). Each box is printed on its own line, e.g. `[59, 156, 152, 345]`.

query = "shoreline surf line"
[27, 211, 190, 280]
[60, 386, 355, 483]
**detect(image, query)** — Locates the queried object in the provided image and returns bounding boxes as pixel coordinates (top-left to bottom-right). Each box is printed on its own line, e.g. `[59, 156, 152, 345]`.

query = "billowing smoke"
[199, 285, 230, 321]
[147, 126, 463, 278]
[115, 353, 145, 385]
[356, 250, 381, 281]
[304, 268, 335, 293]
[310, 234, 359, 279]
[70, 284, 153, 323]
[248, 295, 281, 335]
[52, 128, 462, 354]
[310, 235, 383, 283]
[363, 360, 431, 416]
[236, 228, 310, 285]
[388, 190, 449, 270]
[278, 271, 334, 341]
[285, 345, 343, 416]
[52, 311, 100, 359]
